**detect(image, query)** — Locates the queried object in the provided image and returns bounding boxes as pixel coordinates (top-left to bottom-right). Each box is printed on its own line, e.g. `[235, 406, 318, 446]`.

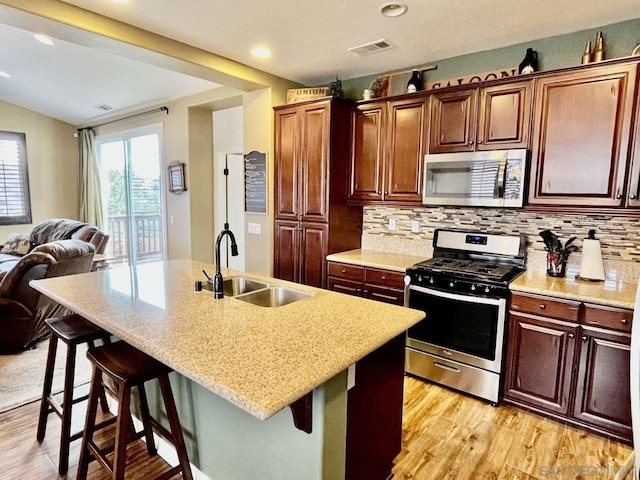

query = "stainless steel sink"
[206, 277, 269, 297]
[235, 287, 312, 307]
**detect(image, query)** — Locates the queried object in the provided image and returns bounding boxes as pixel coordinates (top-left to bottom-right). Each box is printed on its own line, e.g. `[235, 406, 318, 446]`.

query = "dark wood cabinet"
[505, 292, 633, 443]
[572, 325, 631, 439]
[327, 261, 405, 306]
[274, 98, 362, 288]
[429, 81, 532, 153]
[504, 312, 577, 415]
[349, 97, 426, 204]
[528, 62, 638, 207]
[626, 85, 640, 208]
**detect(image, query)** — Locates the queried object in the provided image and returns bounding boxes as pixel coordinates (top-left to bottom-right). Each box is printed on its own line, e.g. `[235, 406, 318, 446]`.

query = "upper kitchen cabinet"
[274, 98, 362, 288]
[528, 62, 638, 208]
[428, 81, 532, 153]
[349, 96, 427, 205]
[626, 81, 640, 208]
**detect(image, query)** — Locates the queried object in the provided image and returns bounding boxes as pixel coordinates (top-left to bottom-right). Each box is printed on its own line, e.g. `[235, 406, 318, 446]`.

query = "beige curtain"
[78, 128, 103, 227]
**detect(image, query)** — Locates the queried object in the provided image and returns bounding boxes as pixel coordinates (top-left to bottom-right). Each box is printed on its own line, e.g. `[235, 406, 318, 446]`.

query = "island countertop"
[31, 259, 424, 421]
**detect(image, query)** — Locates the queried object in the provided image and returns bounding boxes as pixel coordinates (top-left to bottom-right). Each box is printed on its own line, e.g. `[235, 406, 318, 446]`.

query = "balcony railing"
[105, 214, 163, 262]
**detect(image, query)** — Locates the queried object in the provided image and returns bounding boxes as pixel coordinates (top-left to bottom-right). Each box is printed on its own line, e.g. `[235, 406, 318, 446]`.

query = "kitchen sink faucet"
[213, 228, 239, 299]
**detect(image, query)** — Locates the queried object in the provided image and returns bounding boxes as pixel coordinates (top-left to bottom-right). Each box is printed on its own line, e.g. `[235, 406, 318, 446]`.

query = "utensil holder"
[546, 252, 568, 278]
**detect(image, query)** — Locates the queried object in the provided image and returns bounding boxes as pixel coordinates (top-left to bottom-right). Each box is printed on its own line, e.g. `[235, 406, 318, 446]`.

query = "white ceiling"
[0, 0, 639, 125]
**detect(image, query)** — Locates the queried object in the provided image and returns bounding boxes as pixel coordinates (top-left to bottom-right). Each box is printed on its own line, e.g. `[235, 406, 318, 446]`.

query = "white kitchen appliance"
[622, 280, 640, 480]
[578, 229, 605, 281]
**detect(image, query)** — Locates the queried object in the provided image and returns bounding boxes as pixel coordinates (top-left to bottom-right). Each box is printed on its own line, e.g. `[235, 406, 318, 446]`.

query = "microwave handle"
[409, 284, 506, 308]
[496, 159, 507, 198]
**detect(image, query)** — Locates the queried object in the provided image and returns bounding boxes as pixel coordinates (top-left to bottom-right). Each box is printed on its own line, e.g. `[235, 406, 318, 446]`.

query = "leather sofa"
[0, 239, 96, 353]
[0, 218, 108, 280]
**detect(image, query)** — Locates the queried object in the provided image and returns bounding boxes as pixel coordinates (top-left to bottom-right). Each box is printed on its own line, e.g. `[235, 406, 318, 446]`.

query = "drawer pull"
[433, 362, 460, 373]
[622, 319, 629, 325]
[539, 304, 546, 310]
[341, 269, 346, 273]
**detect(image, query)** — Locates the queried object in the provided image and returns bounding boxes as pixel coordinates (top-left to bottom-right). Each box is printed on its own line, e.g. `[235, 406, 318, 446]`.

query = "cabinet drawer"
[365, 268, 405, 289]
[327, 262, 364, 281]
[364, 285, 404, 306]
[510, 292, 580, 322]
[583, 304, 633, 333]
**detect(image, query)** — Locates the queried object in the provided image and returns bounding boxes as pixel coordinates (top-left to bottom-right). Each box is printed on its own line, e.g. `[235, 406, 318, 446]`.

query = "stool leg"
[136, 383, 157, 456]
[36, 334, 58, 442]
[57, 341, 77, 475]
[113, 385, 131, 480]
[77, 367, 102, 480]
[88, 339, 110, 413]
[159, 375, 193, 480]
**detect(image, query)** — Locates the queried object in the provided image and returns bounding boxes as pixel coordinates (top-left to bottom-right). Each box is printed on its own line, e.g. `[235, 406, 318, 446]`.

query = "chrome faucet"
[213, 228, 239, 299]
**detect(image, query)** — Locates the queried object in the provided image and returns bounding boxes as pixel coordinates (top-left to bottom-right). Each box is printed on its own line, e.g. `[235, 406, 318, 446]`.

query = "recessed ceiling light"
[0, 71, 10, 78]
[251, 47, 271, 59]
[34, 34, 54, 45]
[379, 2, 408, 17]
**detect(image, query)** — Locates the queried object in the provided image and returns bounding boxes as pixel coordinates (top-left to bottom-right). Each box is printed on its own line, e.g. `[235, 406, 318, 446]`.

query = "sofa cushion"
[71, 225, 98, 243]
[1, 233, 33, 256]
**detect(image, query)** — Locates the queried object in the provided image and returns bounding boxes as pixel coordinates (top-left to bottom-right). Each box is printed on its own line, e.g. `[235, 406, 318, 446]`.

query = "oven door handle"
[409, 284, 505, 307]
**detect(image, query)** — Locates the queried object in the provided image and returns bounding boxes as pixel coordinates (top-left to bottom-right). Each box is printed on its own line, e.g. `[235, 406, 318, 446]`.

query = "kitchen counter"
[510, 264, 637, 310]
[31, 259, 424, 421]
[326, 249, 428, 272]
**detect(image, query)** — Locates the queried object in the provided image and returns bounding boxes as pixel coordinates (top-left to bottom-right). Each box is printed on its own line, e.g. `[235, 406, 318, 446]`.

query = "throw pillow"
[1, 233, 33, 256]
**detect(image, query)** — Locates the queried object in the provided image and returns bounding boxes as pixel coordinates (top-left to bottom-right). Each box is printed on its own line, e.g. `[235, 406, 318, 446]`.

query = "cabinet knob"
[384, 191, 389, 195]
[477, 139, 483, 144]
[616, 193, 623, 200]
[381, 276, 386, 281]
[568, 333, 575, 339]
[630, 194, 637, 200]
[539, 304, 546, 310]
[341, 269, 346, 273]
[622, 318, 629, 325]
[582, 335, 588, 342]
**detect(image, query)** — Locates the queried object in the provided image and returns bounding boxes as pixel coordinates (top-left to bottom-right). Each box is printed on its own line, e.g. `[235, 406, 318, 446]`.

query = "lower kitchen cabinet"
[504, 292, 633, 443]
[327, 261, 405, 305]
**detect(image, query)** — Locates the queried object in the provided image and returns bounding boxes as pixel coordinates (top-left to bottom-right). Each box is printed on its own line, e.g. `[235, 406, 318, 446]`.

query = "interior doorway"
[96, 124, 165, 265]
[213, 107, 245, 270]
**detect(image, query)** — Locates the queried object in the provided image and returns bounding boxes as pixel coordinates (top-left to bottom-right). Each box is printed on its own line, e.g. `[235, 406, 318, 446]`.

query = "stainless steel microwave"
[422, 149, 527, 207]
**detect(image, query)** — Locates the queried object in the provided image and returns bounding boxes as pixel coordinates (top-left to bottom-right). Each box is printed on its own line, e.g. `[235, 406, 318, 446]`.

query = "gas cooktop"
[410, 258, 523, 284]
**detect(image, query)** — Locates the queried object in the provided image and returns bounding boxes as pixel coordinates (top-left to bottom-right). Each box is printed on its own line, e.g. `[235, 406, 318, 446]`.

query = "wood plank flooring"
[392, 377, 633, 480]
[0, 377, 633, 479]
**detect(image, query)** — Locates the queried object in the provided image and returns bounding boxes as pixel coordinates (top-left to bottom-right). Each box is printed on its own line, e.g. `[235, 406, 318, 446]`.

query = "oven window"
[408, 289, 498, 360]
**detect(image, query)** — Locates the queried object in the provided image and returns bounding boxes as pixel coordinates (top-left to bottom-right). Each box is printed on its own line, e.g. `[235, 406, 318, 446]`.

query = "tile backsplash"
[363, 206, 640, 263]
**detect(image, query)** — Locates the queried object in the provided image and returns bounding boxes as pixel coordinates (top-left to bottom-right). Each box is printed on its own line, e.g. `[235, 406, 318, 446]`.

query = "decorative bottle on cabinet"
[582, 41, 592, 64]
[518, 48, 538, 74]
[406, 69, 422, 93]
[593, 31, 604, 62]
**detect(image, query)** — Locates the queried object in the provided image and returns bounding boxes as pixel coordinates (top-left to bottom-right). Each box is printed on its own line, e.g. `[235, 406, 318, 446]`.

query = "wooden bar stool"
[36, 314, 112, 475]
[77, 341, 193, 480]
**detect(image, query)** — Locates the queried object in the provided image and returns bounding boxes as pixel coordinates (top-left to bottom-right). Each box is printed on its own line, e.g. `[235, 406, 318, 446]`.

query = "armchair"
[0, 239, 95, 353]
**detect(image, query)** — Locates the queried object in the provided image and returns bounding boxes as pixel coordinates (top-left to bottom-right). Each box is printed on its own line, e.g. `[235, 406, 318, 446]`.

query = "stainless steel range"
[404, 229, 526, 405]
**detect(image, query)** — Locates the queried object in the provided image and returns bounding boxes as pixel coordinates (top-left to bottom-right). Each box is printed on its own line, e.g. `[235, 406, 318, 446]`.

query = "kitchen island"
[31, 259, 424, 480]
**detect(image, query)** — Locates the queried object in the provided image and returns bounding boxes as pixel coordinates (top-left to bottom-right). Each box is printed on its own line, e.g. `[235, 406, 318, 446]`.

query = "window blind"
[0, 132, 32, 224]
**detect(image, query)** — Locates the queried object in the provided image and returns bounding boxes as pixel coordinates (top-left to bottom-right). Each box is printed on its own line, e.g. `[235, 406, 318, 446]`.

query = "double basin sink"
[208, 276, 312, 307]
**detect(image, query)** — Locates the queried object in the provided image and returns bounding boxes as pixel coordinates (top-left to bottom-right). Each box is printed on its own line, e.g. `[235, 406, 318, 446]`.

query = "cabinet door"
[528, 64, 637, 206]
[384, 98, 427, 203]
[274, 107, 299, 220]
[349, 103, 385, 202]
[299, 222, 328, 288]
[274, 220, 300, 283]
[573, 326, 631, 440]
[626, 91, 640, 207]
[429, 89, 478, 153]
[299, 102, 331, 222]
[504, 312, 577, 415]
[477, 81, 532, 150]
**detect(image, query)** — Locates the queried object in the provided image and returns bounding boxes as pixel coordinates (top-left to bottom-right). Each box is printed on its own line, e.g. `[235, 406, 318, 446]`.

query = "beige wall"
[0, 100, 78, 240]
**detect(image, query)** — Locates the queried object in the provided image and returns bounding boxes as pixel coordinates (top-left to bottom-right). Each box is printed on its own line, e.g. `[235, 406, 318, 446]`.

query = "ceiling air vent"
[94, 103, 114, 112]
[348, 39, 392, 56]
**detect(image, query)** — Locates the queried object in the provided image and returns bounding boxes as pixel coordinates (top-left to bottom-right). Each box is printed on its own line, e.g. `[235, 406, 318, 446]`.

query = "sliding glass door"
[96, 125, 165, 265]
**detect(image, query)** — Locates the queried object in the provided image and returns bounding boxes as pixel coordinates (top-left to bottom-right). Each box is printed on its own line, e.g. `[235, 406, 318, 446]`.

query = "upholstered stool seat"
[77, 341, 193, 480]
[36, 314, 111, 475]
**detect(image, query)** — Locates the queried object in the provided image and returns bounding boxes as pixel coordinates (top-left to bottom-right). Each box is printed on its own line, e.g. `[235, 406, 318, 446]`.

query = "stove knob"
[449, 281, 456, 288]
[429, 277, 434, 284]
[484, 286, 491, 294]
[418, 275, 423, 282]
[470, 284, 476, 291]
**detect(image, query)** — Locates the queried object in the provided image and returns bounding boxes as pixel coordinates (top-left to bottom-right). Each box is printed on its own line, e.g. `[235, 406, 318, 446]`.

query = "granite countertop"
[510, 264, 637, 310]
[31, 259, 425, 421]
[326, 249, 429, 273]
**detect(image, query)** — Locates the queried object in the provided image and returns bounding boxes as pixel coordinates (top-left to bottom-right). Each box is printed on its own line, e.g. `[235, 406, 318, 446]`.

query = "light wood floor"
[0, 377, 633, 479]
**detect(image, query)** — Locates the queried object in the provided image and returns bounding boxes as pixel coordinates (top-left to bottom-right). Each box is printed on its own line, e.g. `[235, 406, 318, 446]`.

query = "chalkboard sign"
[244, 151, 267, 213]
